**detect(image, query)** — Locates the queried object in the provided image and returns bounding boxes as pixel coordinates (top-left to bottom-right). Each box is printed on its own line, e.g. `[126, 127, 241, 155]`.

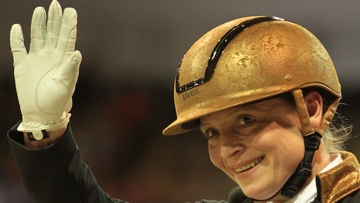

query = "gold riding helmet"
[163, 16, 341, 137]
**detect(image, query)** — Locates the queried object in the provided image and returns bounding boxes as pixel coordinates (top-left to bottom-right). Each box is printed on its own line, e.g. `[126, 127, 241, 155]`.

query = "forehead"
[200, 96, 291, 122]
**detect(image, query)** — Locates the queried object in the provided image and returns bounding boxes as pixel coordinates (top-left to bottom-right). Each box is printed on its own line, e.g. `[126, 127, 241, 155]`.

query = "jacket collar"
[316, 151, 360, 202]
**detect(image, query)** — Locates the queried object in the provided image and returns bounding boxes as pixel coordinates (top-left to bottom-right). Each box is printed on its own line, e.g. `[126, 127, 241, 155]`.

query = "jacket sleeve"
[7, 122, 127, 203]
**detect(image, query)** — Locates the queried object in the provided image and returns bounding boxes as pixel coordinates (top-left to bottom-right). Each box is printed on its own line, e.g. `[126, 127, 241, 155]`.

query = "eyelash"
[237, 115, 255, 126]
[202, 115, 256, 140]
[203, 128, 219, 140]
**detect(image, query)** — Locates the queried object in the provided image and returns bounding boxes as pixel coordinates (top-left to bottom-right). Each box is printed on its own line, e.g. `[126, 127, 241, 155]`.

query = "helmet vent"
[285, 74, 293, 82]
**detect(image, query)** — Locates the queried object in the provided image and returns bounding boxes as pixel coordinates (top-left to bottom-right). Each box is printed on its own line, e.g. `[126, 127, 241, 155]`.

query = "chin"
[240, 183, 279, 200]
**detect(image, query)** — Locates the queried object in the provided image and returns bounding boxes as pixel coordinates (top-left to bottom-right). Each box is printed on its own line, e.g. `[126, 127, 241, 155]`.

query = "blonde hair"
[322, 108, 353, 153]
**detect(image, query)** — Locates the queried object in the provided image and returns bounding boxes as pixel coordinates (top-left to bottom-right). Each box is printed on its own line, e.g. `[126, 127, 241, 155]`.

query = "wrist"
[23, 128, 67, 149]
[18, 112, 71, 133]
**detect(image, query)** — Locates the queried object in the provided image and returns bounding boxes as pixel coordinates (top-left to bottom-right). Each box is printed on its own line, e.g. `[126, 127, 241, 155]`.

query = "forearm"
[8, 122, 126, 203]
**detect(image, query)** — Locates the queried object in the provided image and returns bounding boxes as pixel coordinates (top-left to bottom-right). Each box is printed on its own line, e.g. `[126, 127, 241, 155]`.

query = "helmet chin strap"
[279, 89, 320, 198]
[251, 89, 339, 202]
[250, 132, 321, 202]
[280, 132, 322, 198]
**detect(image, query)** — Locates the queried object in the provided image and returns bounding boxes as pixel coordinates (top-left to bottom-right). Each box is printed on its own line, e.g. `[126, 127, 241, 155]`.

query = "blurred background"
[0, 0, 359, 202]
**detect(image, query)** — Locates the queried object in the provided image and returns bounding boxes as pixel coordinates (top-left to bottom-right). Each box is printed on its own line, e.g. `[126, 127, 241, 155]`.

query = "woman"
[8, 0, 360, 202]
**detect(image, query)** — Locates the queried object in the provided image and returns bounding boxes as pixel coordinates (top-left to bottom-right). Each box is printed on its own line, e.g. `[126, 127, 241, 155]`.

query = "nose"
[219, 132, 245, 158]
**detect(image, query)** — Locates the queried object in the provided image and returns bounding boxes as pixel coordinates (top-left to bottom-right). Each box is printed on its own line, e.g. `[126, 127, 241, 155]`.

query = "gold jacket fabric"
[314, 151, 360, 203]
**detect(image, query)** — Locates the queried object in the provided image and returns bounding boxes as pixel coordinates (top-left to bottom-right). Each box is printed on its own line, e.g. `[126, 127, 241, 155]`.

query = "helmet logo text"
[182, 89, 199, 100]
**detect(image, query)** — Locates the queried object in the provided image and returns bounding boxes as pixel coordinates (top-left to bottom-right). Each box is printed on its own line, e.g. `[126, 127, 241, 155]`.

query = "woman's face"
[200, 97, 305, 200]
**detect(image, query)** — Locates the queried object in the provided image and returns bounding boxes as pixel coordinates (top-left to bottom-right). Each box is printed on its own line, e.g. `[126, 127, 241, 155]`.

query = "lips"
[234, 156, 264, 173]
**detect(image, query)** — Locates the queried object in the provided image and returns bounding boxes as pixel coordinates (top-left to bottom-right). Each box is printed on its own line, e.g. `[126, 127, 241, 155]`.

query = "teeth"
[234, 157, 263, 173]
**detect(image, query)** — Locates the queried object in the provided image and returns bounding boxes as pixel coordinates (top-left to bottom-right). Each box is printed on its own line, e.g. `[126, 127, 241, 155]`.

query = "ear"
[304, 91, 323, 129]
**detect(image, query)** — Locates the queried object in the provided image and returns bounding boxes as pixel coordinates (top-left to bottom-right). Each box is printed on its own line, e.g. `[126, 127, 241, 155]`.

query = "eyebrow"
[199, 98, 282, 128]
[226, 100, 276, 115]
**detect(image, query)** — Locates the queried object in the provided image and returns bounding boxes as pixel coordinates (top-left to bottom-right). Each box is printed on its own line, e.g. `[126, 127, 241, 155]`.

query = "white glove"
[10, 0, 82, 140]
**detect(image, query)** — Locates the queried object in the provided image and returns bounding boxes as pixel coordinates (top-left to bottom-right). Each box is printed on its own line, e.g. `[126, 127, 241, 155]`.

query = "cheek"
[208, 144, 232, 177]
[259, 125, 305, 172]
[208, 145, 236, 182]
[254, 123, 304, 163]
[281, 126, 305, 156]
[208, 145, 221, 168]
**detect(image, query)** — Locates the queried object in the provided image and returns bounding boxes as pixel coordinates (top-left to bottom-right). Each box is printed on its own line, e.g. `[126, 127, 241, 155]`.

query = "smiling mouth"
[234, 156, 264, 173]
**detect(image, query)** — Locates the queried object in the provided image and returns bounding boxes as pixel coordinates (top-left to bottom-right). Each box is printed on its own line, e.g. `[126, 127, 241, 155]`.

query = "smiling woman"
[201, 92, 322, 201]
[162, 14, 360, 202]
[6, 1, 360, 203]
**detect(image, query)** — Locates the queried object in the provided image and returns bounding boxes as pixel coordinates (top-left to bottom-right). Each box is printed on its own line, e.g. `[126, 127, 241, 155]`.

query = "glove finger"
[29, 7, 47, 52]
[45, 0, 63, 49]
[10, 24, 27, 66]
[57, 8, 78, 54]
[57, 50, 82, 88]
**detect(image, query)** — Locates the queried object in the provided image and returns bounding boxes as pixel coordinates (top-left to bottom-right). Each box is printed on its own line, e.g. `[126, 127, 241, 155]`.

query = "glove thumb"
[58, 50, 82, 86]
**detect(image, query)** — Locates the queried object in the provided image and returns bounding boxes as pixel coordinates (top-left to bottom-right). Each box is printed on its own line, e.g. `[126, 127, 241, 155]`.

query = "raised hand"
[10, 0, 81, 140]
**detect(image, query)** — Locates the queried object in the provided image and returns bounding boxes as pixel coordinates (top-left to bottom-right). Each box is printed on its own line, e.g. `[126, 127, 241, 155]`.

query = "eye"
[237, 115, 255, 127]
[203, 128, 219, 140]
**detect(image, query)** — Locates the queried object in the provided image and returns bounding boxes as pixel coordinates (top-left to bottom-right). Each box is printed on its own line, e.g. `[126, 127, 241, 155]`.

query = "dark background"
[0, 1, 359, 202]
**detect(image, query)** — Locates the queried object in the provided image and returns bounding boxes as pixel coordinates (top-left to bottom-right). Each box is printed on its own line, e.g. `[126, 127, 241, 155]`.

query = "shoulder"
[316, 151, 360, 202]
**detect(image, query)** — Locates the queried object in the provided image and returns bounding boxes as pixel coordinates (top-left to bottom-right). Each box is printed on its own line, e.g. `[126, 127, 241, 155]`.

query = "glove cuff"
[17, 112, 71, 133]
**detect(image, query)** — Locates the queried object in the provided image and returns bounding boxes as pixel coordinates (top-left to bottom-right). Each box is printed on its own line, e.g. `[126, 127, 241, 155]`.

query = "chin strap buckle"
[305, 133, 321, 150]
[280, 132, 322, 199]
